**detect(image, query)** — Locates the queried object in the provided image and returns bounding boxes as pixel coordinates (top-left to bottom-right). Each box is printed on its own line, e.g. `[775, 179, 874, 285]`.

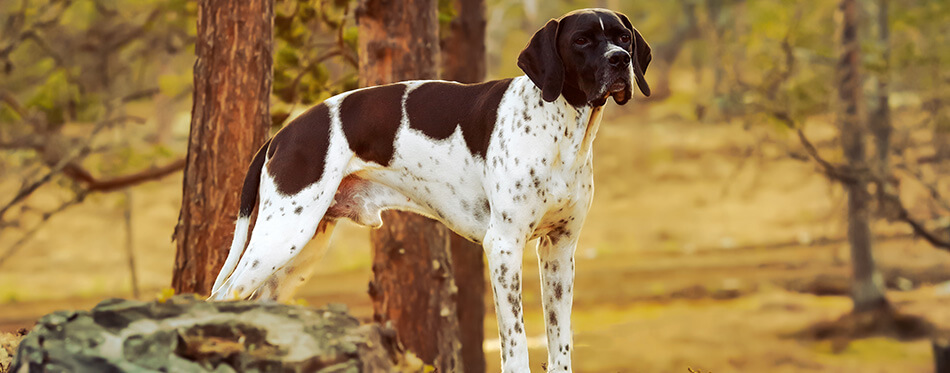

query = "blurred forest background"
[2, 0, 950, 372]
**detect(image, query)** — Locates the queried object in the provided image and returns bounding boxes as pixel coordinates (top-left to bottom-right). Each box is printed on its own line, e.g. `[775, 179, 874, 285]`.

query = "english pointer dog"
[210, 8, 651, 372]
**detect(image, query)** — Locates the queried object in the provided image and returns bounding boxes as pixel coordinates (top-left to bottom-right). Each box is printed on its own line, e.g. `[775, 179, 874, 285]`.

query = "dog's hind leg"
[210, 139, 272, 296]
[210, 101, 357, 301]
[211, 165, 344, 301]
[253, 219, 337, 302]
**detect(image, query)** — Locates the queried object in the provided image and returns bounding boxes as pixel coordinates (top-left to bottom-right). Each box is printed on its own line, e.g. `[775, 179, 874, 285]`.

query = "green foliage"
[0, 0, 197, 232]
[1, 0, 196, 125]
[437, 0, 457, 36]
[271, 0, 359, 127]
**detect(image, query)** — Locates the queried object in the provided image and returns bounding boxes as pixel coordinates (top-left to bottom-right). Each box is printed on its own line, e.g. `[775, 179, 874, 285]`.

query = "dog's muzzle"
[598, 50, 633, 104]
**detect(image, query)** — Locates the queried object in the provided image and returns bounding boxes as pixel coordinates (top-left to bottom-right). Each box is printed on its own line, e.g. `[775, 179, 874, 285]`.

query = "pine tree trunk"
[172, 0, 272, 295]
[441, 1, 488, 371]
[357, 0, 463, 371]
[441, 0, 487, 84]
[836, 0, 888, 313]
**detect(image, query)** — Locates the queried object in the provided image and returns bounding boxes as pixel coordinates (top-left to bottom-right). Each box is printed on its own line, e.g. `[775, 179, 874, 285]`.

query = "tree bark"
[869, 0, 892, 180]
[368, 213, 463, 372]
[441, 0, 487, 84]
[172, 0, 272, 296]
[441, 1, 488, 371]
[356, 0, 439, 86]
[357, 0, 463, 371]
[836, 0, 888, 313]
[935, 337, 950, 373]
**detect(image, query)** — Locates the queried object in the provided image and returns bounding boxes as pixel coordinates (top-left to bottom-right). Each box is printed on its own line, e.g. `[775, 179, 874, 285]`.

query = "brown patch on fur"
[405, 79, 513, 158]
[238, 138, 272, 217]
[266, 104, 332, 195]
[339, 84, 407, 166]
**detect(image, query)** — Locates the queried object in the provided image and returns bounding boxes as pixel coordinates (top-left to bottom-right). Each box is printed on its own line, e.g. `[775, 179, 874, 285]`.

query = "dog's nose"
[608, 50, 630, 68]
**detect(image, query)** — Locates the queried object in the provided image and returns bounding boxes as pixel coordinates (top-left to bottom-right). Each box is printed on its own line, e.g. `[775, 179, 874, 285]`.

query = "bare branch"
[122, 88, 161, 103]
[0, 191, 88, 269]
[0, 137, 41, 150]
[0, 112, 123, 221]
[0, 91, 27, 118]
[887, 193, 950, 249]
[770, 110, 950, 251]
[894, 162, 950, 213]
[63, 158, 186, 192]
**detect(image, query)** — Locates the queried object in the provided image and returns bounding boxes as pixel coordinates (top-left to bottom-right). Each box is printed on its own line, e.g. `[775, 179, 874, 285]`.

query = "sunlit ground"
[2, 101, 950, 372]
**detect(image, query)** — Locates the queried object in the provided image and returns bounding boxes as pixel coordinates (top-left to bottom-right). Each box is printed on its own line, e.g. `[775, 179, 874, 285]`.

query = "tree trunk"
[357, 0, 463, 371]
[934, 59, 950, 164]
[836, 0, 888, 313]
[869, 0, 892, 180]
[441, 0, 488, 371]
[356, 0, 439, 86]
[172, 0, 272, 296]
[368, 213, 463, 372]
[640, 1, 700, 102]
[441, 0, 487, 84]
[935, 337, 950, 373]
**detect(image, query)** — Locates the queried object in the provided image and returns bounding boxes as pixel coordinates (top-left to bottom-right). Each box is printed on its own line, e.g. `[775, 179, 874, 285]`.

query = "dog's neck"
[549, 95, 604, 168]
[514, 75, 604, 167]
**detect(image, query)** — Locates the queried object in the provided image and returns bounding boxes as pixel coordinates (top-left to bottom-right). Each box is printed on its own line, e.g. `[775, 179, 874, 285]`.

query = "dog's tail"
[210, 138, 272, 298]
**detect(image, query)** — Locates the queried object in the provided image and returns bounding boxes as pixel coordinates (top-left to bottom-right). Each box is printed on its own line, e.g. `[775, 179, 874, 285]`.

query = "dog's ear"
[615, 11, 652, 97]
[518, 19, 564, 103]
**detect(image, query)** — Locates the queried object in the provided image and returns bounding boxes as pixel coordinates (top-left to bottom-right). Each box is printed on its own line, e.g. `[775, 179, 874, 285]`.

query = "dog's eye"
[619, 34, 631, 43]
[574, 37, 589, 46]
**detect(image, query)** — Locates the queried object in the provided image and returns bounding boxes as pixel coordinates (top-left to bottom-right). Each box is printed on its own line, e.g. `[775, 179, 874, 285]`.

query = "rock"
[1, 329, 27, 373]
[12, 295, 424, 372]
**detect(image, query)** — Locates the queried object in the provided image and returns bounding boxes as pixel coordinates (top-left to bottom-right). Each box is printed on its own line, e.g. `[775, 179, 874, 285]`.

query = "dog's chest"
[487, 79, 599, 233]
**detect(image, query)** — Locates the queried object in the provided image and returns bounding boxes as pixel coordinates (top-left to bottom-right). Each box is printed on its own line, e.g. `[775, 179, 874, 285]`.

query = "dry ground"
[2, 104, 949, 372]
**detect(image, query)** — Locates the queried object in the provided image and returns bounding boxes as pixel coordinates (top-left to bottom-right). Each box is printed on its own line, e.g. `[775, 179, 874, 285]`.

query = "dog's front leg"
[537, 231, 579, 373]
[484, 230, 531, 372]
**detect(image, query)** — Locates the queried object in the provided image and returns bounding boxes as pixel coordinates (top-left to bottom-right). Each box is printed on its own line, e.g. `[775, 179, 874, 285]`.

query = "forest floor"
[2, 107, 949, 372]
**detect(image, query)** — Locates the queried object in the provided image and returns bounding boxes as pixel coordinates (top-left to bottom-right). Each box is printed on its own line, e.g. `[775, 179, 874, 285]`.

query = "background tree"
[869, 0, 891, 182]
[835, 0, 888, 312]
[357, 0, 463, 370]
[171, 0, 272, 295]
[441, 0, 489, 371]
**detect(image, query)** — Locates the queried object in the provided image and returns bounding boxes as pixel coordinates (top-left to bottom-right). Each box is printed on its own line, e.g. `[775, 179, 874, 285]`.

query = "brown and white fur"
[209, 8, 651, 373]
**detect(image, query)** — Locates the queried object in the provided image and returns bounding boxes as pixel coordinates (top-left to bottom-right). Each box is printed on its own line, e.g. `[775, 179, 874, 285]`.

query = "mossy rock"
[12, 295, 423, 372]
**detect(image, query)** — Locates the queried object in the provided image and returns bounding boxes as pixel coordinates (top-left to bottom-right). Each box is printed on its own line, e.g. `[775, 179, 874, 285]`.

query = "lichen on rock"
[12, 295, 423, 372]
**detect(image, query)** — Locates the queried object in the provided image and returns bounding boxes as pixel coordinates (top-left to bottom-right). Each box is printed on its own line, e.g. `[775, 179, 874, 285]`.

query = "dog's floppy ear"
[518, 19, 564, 102]
[615, 11, 652, 97]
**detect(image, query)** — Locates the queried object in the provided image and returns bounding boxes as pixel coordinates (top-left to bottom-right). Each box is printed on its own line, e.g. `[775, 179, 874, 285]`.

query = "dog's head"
[518, 8, 651, 107]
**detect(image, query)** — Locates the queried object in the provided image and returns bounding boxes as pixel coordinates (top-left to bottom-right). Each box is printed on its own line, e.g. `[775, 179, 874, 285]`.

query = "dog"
[209, 8, 650, 372]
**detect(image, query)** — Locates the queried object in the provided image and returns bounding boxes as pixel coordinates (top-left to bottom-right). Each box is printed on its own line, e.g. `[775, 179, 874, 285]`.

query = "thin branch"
[0, 112, 126, 221]
[769, 110, 950, 251]
[0, 137, 40, 150]
[893, 162, 950, 212]
[0, 91, 27, 117]
[122, 88, 161, 103]
[887, 193, 950, 249]
[62, 158, 186, 192]
[759, 107, 859, 184]
[0, 191, 88, 269]
[123, 189, 140, 299]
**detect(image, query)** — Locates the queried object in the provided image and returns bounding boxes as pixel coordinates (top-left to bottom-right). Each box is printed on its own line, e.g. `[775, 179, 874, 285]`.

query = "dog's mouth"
[589, 74, 632, 106]
[606, 77, 631, 104]
[608, 81, 627, 93]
